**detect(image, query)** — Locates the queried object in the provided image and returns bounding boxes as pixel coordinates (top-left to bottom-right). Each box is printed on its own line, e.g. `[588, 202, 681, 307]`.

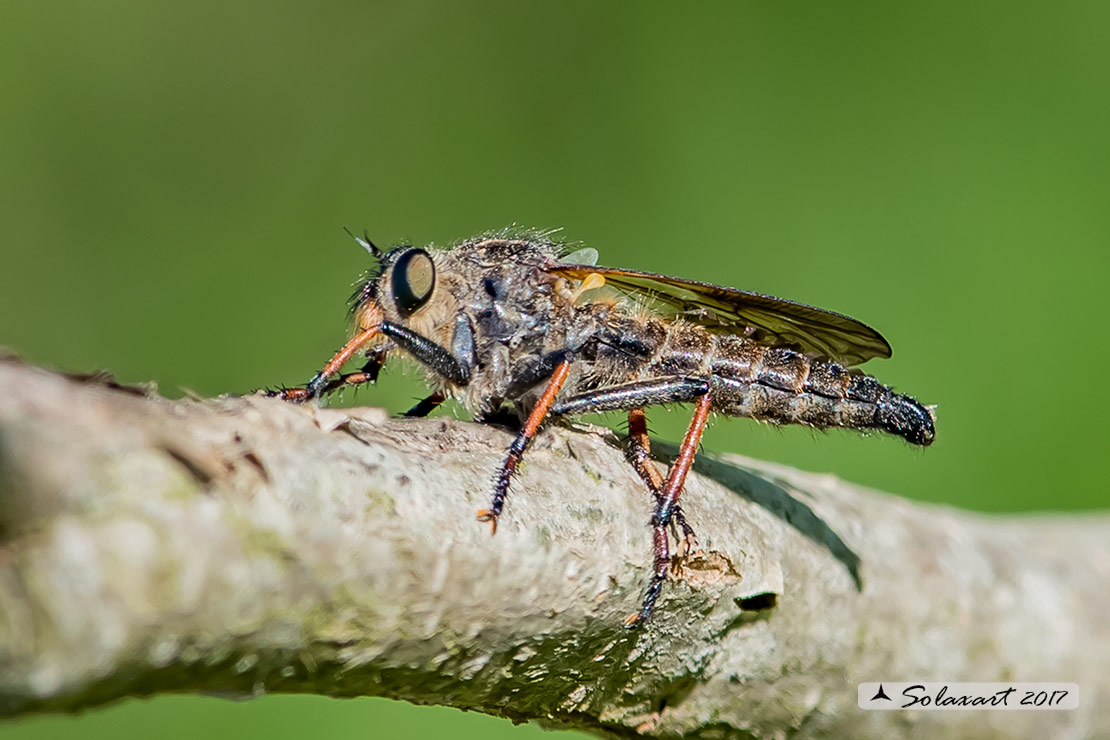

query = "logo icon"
[870, 684, 892, 702]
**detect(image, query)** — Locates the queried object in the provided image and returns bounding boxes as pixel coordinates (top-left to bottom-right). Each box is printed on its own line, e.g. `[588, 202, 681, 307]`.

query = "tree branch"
[0, 359, 1106, 738]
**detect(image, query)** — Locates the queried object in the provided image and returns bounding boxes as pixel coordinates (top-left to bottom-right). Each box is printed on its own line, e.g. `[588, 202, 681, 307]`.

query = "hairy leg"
[625, 393, 712, 629]
[477, 360, 573, 534]
[626, 408, 697, 548]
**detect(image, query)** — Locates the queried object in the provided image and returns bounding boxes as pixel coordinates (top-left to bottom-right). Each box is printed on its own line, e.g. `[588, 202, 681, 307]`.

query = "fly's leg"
[302, 321, 386, 399]
[547, 377, 712, 626]
[279, 383, 444, 415]
[380, 323, 472, 386]
[550, 379, 707, 535]
[266, 349, 388, 403]
[403, 392, 447, 418]
[477, 360, 572, 534]
[627, 408, 697, 552]
[626, 408, 665, 490]
[625, 393, 712, 629]
[274, 317, 471, 406]
[267, 370, 376, 402]
[549, 376, 708, 417]
[550, 379, 707, 539]
[273, 369, 446, 417]
[267, 302, 387, 403]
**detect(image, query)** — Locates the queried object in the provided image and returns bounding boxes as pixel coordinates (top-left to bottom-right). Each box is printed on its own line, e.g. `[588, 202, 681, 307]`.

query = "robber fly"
[270, 230, 935, 627]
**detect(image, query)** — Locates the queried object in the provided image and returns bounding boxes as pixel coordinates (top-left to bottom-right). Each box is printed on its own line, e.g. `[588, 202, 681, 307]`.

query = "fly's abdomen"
[596, 319, 934, 446]
[708, 335, 936, 446]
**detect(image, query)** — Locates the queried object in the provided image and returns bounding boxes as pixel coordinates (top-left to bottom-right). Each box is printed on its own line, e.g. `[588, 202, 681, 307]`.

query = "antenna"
[343, 227, 382, 258]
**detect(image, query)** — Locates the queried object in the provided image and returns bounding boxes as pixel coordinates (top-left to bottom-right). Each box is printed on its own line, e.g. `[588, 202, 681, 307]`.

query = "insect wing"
[550, 264, 892, 365]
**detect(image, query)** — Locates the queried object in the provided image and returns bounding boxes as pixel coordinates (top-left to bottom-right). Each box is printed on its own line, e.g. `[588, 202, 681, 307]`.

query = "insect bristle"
[343, 229, 390, 323]
[460, 225, 568, 253]
[347, 273, 379, 322]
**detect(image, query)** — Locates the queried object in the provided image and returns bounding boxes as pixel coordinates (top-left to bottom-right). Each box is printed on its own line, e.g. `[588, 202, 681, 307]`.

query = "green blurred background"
[1, 2, 1107, 738]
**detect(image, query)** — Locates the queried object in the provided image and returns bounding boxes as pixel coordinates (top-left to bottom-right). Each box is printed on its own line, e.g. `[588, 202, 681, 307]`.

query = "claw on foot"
[674, 532, 699, 559]
[264, 387, 310, 403]
[475, 509, 499, 535]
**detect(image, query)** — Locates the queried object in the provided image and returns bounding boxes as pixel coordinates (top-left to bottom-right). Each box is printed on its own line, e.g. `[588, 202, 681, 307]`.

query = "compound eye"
[391, 248, 436, 315]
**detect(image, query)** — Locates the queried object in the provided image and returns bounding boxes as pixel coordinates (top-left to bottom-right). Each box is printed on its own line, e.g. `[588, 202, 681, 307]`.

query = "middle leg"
[477, 360, 573, 534]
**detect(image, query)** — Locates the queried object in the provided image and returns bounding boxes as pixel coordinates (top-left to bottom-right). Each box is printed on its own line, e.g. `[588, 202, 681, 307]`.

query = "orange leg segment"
[477, 360, 572, 534]
[270, 370, 378, 402]
[302, 303, 384, 399]
[656, 393, 711, 526]
[626, 409, 697, 547]
[626, 408, 664, 490]
[625, 393, 712, 628]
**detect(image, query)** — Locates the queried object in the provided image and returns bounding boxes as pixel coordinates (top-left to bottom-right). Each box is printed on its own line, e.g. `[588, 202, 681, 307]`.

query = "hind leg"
[626, 408, 697, 551]
[624, 394, 712, 628]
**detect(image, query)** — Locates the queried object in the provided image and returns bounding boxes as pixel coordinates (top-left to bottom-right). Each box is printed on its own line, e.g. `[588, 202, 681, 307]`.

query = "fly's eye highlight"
[391, 248, 436, 315]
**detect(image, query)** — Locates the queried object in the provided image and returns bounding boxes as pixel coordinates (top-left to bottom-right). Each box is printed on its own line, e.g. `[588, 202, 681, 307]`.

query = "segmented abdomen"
[598, 317, 935, 446]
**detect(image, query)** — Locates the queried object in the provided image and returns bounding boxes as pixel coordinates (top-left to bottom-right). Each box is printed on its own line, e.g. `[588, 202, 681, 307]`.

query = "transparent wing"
[550, 263, 892, 366]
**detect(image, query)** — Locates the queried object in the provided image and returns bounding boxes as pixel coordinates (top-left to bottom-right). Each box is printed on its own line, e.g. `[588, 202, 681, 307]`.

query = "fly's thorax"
[368, 236, 565, 341]
[407, 238, 579, 414]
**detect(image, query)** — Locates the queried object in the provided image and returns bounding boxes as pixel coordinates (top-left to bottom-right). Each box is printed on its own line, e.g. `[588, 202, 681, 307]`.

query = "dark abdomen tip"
[878, 394, 936, 446]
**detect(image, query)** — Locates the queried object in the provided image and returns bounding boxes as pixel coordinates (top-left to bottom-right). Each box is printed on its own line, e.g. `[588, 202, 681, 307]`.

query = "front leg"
[380, 322, 472, 386]
[267, 346, 388, 403]
[285, 316, 472, 403]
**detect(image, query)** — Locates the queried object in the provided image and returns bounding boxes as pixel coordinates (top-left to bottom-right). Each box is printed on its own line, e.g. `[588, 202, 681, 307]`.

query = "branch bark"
[0, 359, 1106, 739]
